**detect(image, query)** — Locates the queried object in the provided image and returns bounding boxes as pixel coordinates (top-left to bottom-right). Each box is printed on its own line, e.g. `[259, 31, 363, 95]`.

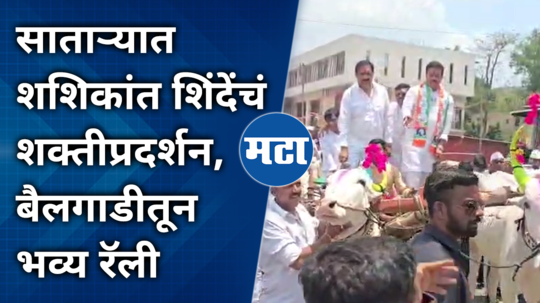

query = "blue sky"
[444, 0, 536, 35]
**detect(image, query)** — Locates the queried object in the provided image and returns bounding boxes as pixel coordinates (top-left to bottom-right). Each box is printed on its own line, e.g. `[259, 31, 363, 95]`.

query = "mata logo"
[239, 112, 314, 187]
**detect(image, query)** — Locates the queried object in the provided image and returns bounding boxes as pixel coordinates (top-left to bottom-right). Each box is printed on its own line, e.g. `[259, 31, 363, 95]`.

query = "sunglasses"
[461, 200, 484, 214]
[439, 200, 483, 214]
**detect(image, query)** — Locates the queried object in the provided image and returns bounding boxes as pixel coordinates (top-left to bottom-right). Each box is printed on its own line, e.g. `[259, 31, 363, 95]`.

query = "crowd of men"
[319, 59, 452, 190]
[252, 60, 523, 303]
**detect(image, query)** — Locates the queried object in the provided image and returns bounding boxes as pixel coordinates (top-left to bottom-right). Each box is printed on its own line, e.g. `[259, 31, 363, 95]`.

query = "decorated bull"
[315, 168, 382, 240]
[468, 122, 540, 303]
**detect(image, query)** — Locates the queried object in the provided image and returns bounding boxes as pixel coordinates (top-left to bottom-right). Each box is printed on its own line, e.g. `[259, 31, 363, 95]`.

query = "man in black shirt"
[410, 167, 483, 302]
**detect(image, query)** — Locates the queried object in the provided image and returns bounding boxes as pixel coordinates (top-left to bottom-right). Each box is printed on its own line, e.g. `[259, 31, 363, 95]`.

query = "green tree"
[476, 32, 519, 88]
[511, 29, 540, 91]
[492, 87, 528, 112]
[485, 122, 503, 140]
[469, 32, 518, 137]
[465, 77, 498, 137]
[464, 120, 481, 137]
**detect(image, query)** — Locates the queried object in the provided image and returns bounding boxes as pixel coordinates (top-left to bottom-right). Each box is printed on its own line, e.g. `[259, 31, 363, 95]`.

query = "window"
[506, 119, 510, 124]
[310, 100, 321, 125]
[317, 58, 328, 81]
[310, 100, 321, 115]
[366, 50, 371, 61]
[287, 52, 346, 88]
[449, 63, 454, 84]
[515, 117, 521, 127]
[286, 69, 298, 88]
[328, 56, 337, 77]
[464, 65, 468, 85]
[418, 59, 423, 80]
[328, 51, 346, 77]
[301, 65, 307, 84]
[452, 107, 463, 129]
[401, 57, 406, 78]
[384, 53, 389, 76]
[283, 99, 293, 114]
[336, 52, 345, 75]
[307, 64, 315, 83]
[296, 102, 304, 118]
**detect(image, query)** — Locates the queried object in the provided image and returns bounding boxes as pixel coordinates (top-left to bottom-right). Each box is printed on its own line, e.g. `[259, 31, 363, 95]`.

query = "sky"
[291, 0, 538, 87]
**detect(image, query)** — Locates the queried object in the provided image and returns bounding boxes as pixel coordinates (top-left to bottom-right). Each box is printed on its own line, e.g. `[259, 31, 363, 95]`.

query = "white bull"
[476, 171, 520, 205]
[468, 126, 540, 303]
[439, 160, 521, 205]
[315, 168, 382, 240]
[468, 204, 527, 303]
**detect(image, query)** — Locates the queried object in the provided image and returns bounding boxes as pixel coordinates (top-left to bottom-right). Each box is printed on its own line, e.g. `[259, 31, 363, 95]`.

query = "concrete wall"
[441, 136, 509, 162]
[285, 34, 477, 99]
[469, 112, 520, 141]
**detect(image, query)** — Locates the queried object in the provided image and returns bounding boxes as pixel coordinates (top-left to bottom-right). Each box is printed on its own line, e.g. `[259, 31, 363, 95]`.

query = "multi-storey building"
[284, 34, 477, 134]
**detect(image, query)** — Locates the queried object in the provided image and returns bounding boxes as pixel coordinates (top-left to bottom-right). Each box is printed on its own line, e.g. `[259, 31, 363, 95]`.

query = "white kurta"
[319, 130, 341, 177]
[252, 196, 319, 303]
[338, 82, 393, 168]
[401, 85, 454, 173]
[389, 101, 405, 170]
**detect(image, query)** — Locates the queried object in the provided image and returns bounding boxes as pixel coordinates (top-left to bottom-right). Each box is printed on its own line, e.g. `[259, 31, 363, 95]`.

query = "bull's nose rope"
[461, 215, 540, 282]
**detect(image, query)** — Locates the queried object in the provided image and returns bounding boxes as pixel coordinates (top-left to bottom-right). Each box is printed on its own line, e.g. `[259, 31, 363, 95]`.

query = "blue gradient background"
[0, 0, 299, 302]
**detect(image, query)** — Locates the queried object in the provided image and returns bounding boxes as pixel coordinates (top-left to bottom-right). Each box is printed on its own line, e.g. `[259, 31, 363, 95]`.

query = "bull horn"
[510, 125, 530, 192]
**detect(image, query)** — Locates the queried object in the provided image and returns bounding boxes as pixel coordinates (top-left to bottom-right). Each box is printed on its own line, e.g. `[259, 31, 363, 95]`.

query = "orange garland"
[411, 83, 446, 154]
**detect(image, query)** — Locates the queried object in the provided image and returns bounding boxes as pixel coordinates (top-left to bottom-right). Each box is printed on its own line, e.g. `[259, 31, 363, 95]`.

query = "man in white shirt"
[319, 108, 341, 178]
[401, 61, 454, 189]
[488, 152, 505, 173]
[389, 83, 411, 170]
[338, 60, 394, 168]
[523, 149, 540, 177]
[252, 180, 342, 303]
[530, 149, 540, 169]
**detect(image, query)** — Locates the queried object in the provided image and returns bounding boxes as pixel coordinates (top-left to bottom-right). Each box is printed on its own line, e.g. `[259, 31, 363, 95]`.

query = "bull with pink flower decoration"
[465, 93, 540, 303]
[313, 140, 428, 241]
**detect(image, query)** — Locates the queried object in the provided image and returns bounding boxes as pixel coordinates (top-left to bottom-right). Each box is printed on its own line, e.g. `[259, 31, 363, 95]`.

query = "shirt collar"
[424, 83, 439, 92]
[423, 224, 473, 274]
[424, 224, 461, 252]
[354, 82, 376, 97]
[269, 196, 297, 218]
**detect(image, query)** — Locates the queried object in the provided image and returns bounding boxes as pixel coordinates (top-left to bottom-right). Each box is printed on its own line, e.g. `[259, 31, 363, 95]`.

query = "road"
[473, 288, 527, 302]
[475, 287, 489, 302]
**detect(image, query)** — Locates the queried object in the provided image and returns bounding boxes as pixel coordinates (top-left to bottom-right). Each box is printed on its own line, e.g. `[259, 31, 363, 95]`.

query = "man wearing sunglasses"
[410, 167, 483, 302]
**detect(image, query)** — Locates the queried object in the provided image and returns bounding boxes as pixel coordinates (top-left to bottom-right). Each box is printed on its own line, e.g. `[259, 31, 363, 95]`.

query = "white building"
[284, 34, 476, 133]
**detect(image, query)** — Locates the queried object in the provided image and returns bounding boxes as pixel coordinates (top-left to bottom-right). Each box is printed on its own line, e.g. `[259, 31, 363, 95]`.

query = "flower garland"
[362, 144, 389, 193]
[362, 144, 387, 173]
[514, 93, 540, 164]
[525, 93, 540, 125]
[515, 148, 526, 165]
[510, 125, 530, 193]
